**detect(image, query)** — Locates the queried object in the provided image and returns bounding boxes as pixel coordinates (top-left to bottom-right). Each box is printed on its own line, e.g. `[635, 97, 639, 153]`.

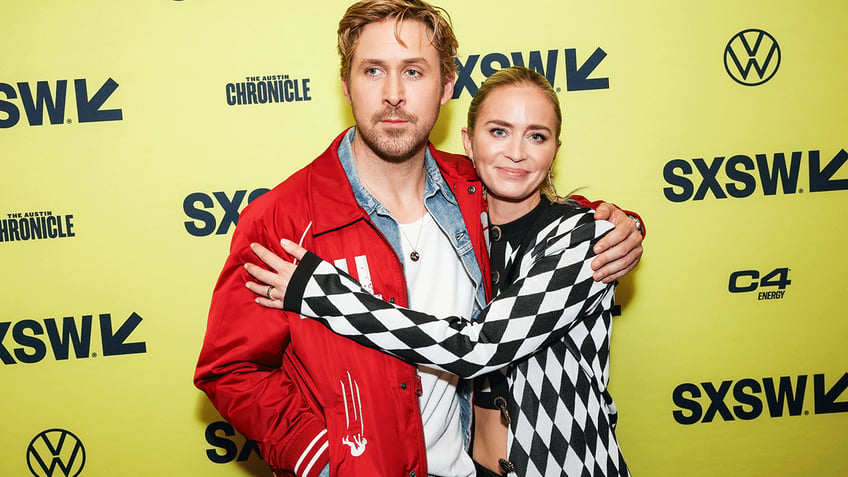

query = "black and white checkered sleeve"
[283, 212, 614, 378]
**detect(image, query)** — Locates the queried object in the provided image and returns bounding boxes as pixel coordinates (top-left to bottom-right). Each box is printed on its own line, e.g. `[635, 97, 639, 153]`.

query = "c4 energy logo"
[0, 78, 122, 128]
[663, 149, 848, 201]
[1, 313, 147, 365]
[672, 372, 848, 424]
[1, 210, 75, 244]
[26, 429, 86, 477]
[724, 29, 780, 86]
[183, 189, 269, 236]
[453, 47, 609, 99]
[728, 267, 790, 300]
[226, 73, 312, 106]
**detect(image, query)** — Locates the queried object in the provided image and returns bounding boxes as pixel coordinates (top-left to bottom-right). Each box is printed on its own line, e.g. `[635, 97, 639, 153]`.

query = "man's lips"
[380, 118, 408, 126]
[374, 108, 415, 125]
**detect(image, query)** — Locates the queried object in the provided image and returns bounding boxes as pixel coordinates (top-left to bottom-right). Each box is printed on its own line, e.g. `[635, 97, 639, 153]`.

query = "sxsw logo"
[27, 428, 86, 477]
[724, 29, 780, 86]
[183, 189, 269, 237]
[673, 372, 848, 425]
[663, 149, 848, 202]
[0, 78, 123, 128]
[453, 47, 609, 99]
[204, 421, 263, 464]
[0, 313, 147, 365]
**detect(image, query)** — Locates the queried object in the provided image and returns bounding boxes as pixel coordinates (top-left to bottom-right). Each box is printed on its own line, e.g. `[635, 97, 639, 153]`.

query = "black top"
[474, 196, 552, 411]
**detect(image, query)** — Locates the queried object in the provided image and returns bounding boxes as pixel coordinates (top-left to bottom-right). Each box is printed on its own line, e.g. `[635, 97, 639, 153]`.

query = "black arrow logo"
[100, 312, 146, 356]
[814, 372, 848, 414]
[565, 48, 609, 91]
[75, 77, 123, 123]
[810, 149, 848, 193]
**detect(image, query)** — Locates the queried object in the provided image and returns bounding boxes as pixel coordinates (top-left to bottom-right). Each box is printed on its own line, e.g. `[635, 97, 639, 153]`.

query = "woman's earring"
[548, 167, 560, 199]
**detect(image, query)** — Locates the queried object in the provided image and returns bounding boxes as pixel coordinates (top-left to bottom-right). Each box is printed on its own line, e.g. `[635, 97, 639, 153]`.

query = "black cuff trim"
[282, 251, 322, 313]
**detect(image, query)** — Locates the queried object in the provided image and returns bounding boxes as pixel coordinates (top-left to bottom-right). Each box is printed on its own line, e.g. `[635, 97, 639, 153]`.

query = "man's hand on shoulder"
[590, 203, 644, 283]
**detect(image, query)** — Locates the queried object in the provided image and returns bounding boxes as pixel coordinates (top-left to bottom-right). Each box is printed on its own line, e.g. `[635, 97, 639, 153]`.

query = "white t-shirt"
[398, 212, 476, 477]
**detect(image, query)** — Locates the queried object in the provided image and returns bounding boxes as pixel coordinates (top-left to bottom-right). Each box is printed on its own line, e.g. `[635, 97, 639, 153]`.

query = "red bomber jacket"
[194, 129, 492, 477]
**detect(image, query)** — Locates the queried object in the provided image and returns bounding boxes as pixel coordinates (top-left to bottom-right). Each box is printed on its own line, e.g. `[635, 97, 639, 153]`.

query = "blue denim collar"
[337, 127, 455, 214]
[338, 128, 460, 261]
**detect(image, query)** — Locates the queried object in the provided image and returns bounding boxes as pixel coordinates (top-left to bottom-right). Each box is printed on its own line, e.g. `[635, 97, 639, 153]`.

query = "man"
[194, 1, 643, 476]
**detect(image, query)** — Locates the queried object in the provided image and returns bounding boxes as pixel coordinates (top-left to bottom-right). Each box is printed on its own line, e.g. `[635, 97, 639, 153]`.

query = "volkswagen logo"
[724, 29, 781, 86]
[26, 429, 86, 477]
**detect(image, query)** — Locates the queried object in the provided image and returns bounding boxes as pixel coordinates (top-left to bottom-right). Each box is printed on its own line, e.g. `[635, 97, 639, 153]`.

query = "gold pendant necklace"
[399, 215, 425, 262]
[360, 173, 425, 262]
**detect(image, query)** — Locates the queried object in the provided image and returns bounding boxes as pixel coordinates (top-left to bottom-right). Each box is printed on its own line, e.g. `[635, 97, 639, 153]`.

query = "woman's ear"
[461, 127, 473, 164]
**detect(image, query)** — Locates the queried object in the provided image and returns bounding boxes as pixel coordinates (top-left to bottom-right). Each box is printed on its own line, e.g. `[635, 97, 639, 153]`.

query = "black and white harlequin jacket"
[283, 198, 631, 477]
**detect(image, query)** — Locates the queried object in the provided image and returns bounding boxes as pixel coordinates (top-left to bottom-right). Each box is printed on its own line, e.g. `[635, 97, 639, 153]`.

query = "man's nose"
[384, 72, 404, 107]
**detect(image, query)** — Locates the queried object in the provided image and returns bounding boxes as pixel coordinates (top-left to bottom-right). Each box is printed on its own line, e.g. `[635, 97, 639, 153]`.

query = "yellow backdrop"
[2, 1, 846, 476]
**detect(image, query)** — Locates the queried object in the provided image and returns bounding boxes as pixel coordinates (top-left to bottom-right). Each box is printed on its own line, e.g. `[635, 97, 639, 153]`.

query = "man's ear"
[440, 76, 455, 106]
[341, 76, 352, 105]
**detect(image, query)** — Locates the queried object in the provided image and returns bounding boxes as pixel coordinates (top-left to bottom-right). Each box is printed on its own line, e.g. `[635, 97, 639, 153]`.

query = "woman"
[246, 66, 631, 477]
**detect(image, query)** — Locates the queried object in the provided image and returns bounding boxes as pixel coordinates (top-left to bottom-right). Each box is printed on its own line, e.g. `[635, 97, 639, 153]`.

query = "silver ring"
[266, 285, 274, 300]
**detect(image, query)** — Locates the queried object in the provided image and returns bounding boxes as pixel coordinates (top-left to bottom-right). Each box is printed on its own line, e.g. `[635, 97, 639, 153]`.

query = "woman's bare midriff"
[472, 405, 508, 475]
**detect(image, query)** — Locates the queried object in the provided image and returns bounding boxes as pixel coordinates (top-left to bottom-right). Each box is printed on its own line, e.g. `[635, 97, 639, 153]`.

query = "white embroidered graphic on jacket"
[340, 371, 367, 457]
[333, 255, 377, 296]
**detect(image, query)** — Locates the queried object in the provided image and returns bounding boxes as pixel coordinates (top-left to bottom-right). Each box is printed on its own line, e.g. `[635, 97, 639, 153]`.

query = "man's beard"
[356, 106, 437, 163]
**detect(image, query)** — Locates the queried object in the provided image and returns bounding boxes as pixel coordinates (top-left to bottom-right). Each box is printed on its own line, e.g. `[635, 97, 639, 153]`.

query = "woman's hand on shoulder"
[245, 239, 308, 309]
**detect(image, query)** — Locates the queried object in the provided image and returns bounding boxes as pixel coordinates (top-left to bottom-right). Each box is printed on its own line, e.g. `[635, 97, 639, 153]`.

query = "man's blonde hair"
[337, 0, 458, 83]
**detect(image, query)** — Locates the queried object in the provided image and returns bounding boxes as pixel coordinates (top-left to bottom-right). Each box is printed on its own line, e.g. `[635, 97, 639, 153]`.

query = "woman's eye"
[530, 133, 547, 142]
[490, 128, 506, 137]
